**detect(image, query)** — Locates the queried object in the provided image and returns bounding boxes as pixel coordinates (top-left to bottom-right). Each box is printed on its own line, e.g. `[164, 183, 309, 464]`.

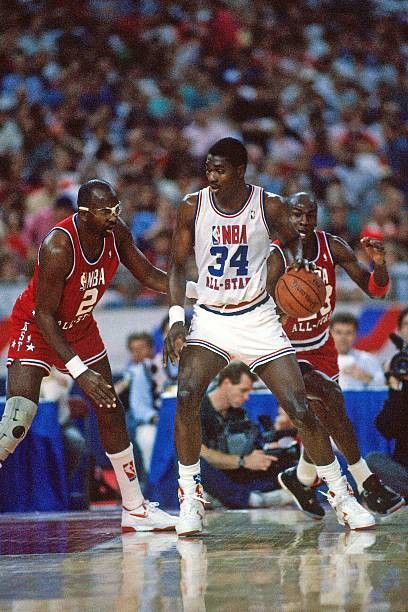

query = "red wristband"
[368, 272, 390, 298]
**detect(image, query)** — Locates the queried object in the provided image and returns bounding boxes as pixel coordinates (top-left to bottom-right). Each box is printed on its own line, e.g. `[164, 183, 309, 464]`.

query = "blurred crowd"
[0, 0, 407, 304]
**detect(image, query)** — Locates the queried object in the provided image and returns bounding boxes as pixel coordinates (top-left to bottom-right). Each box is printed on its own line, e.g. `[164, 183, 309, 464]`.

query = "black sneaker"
[278, 466, 325, 520]
[360, 474, 405, 515]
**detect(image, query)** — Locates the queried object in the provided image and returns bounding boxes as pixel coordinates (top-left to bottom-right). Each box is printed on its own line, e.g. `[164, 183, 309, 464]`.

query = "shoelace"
[320, 488, 353, 509]
[179, 491, 210, 505]
[143, 501, 165, 514]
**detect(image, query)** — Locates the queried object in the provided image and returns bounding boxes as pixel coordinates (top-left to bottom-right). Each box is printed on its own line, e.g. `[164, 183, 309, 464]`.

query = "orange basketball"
[275, 268, 326, 319]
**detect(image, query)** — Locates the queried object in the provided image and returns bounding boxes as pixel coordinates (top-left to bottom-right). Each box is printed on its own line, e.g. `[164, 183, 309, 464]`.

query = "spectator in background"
[39, 368, 89, 509]
[383, 119, 408, 199]
[24, 168, 59, 215]
[0, 0, 406, 309]
[365, 308, 408, 497]
[152, 316, 182, 390]
[397, 308, 408, 345]
[200, 362, 297, 509]
[137, 229, 172, 305]
[0, 251, 25, 283]
[0, 98, 22, 154]
[22, 194, 75, 260]
[330, 313, 385, 390]
[114, 332, 161, 478]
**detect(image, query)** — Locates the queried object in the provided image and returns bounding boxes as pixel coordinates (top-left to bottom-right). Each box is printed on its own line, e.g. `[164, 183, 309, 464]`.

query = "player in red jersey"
[0, 179, 176, 532]
[268, 192, 404, 517]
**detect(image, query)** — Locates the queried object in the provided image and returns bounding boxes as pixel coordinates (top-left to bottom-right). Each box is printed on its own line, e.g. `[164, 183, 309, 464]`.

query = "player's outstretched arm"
[114, 219, 167, 293]
[263, 194, 305, 267]
[329, 234, 390, 298]
[35, 232, 116, 409]
[164, 194, 196, 365]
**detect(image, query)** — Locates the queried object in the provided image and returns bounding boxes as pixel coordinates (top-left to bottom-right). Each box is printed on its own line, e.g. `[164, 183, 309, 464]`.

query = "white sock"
[296, 452, 318, 486]
[316, 457, 344, 490]
[348, 458, 373, 493]
[106, 443, 144, 510]
[248, 491, 264, 508]
[249, 490, 293, 508]
[178, 460, 201, 494]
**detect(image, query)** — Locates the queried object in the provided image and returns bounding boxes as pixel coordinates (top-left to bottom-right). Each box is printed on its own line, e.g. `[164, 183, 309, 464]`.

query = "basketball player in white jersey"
[165, 138, 374, 536]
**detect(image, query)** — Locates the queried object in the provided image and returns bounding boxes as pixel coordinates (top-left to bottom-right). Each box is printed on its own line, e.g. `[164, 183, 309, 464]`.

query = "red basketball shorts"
[295, 334, 339, 382]
[7, 313, 107, 375]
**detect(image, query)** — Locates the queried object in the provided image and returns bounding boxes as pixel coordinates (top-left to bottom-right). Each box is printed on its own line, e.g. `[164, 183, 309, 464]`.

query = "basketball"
[275, 268, 326, 319]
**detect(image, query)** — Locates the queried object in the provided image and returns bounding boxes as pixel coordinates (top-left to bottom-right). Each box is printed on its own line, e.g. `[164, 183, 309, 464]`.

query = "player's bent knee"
[286, 396, 318, 431]
[328, 385, 344, 408]
[177, 384, 204, 417]
[323, 385, 346, 420]
[0, 396, 37, 462]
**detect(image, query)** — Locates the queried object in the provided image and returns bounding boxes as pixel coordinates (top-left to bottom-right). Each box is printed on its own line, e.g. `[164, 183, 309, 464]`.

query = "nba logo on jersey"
[123, 460, 136, 482]
[80, 273, 87, 291]
[212, 225, 221, 245]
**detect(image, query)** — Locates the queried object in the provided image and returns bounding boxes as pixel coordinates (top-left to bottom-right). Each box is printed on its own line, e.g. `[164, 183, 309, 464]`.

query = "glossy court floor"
[0, 505, 407, 611]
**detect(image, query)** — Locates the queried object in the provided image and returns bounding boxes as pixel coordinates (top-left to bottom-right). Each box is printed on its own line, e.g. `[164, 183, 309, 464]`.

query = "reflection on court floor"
[0, 507, 407, 611]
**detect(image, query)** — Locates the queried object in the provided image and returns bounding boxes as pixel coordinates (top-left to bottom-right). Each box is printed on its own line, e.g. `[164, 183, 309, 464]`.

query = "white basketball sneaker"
[122, 501, 177, 533]
[177, 485, 207, 536]
[322, 476, 376, 530]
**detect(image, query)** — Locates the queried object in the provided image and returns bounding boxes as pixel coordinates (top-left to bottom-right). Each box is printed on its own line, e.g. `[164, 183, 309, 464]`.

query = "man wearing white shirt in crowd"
[330, 313, 385, 390]
[114, 333, 161, 475]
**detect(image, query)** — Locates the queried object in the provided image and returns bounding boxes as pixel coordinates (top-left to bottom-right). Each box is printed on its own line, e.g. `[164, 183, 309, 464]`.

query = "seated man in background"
[331, 313, 385, 390]
[200, 361, 297, 509]
[366, 308, 408, 498]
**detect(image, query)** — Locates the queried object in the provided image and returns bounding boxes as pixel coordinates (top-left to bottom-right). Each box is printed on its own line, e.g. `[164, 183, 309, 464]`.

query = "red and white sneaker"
[122, 501, 177, 533]
[177, 485, 207, 537]
[322, 476, 376, 530]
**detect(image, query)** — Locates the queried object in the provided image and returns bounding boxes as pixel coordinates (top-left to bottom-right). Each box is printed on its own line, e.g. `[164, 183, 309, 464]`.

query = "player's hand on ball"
[163, 322, 187, 366]
[76, 369, 117, 410]
[275, 267, 326, 319]
[360, 237, 386, 265]
[289, 258, 316, 273]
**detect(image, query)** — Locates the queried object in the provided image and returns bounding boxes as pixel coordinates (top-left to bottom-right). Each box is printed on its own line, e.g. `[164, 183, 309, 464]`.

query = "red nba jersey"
[272, 230, 336, 352]
[12, 214, 120, 343]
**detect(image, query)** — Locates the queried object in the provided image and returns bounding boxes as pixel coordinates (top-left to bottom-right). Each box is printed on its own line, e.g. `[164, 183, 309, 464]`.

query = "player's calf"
[0, 396, 38, 464]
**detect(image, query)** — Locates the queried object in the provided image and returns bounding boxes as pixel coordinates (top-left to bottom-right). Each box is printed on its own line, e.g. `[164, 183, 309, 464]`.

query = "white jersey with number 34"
[193, 185, 273, 310]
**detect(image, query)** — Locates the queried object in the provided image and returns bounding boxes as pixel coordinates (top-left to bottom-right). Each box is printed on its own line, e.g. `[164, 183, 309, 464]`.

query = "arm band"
[65, 355, 88, 379]
[368, 272, 391, 298]
[169, 305, 185, 328]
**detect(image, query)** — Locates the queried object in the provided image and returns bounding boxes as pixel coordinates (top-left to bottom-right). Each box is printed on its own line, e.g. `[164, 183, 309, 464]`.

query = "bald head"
[287, 192, 317, 210]
[77, 179, 116, 210]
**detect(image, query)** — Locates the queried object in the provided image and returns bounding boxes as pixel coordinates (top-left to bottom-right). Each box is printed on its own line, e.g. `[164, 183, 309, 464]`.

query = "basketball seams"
[286, 270, 325, 306]
[276, 277, 316, 316]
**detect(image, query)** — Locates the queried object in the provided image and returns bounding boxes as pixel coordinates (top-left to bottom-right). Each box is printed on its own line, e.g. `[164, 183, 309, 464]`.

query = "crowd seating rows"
[0, 0, 407, 304]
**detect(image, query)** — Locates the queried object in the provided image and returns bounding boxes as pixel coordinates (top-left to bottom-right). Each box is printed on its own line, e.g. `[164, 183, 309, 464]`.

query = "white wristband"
[65, 355, 88, 379]
[169, 305, 185, 328]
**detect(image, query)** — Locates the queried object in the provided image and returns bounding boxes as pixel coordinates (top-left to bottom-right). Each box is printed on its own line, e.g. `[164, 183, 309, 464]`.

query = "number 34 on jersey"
[206, 224, 250, 291]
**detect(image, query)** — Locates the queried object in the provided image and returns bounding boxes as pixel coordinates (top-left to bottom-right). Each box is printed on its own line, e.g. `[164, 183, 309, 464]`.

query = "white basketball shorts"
[186, 296, 295, 371]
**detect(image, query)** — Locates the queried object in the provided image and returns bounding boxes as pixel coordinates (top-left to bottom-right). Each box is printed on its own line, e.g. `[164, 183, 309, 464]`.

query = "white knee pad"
[0, 396, 38, 462]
